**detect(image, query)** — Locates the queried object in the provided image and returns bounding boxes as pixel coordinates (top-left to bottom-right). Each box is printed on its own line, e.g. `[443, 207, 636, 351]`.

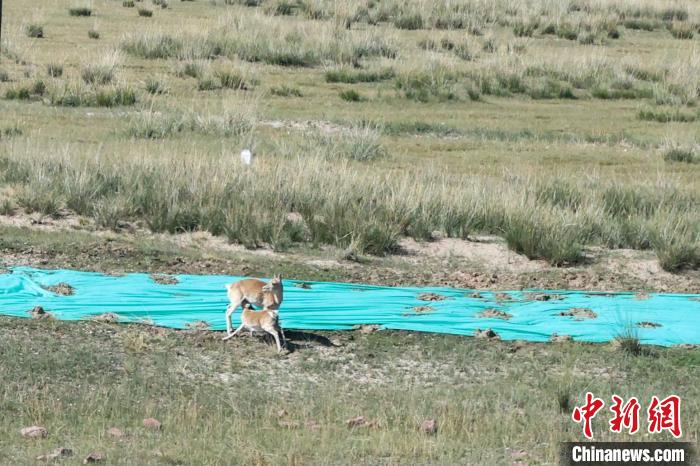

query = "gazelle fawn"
[222, 303, 286, 352]
[223, 274, 283, 337]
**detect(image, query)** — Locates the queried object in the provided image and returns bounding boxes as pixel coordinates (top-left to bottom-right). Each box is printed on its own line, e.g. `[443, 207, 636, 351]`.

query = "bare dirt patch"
[558, 308, 597, 320]
[477, 309, 512, 320]
[44, 282, 75, 295]
[637, 321, 662, 328]
[418, 292, 447, 301]
[91, 313, 120, 323]
[28, 306, 52, 319]
[474, 328, 500, 340]
[400, 235, 546, 273]
[150, 274, 179, 285]
[410, 306, 435, 313]
[524, 293, 564, 301]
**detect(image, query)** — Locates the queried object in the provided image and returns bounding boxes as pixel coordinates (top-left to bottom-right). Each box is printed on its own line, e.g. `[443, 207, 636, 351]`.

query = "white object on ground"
[240, 149, 253, 165]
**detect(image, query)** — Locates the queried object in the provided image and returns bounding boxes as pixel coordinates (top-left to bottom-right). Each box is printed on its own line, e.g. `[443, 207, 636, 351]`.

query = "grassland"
[0, 0, 699, 270]
[0, 0, 699, 463]
[1, 316, 698, 465]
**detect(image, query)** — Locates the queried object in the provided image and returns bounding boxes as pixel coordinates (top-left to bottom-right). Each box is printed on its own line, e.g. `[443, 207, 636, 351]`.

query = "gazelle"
[223, 274, 283, 338]
[222, 302, 286, 352]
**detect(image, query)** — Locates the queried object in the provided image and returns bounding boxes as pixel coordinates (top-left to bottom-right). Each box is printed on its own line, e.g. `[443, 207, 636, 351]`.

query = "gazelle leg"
[224, 302, 240, 336]
[267, 329, 282, 352]
[223, 323, 245, 341]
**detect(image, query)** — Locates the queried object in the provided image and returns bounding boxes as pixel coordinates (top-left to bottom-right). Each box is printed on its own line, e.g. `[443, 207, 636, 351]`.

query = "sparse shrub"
[513, 19, 538, 37]
[47, 64, 64, 77]
[1, 126, 23, 138]
[325, 67, 394, 84]
[482, 37, 497, 53]
[0, 198, 15, 215]
[659, 7, 688, 21]
[216, 69, 248, 89]
[26, 24, 44, 38]
[556, 23, 578, 40]
[123, 0, 135, 7]
[81, 53, 120, 85]
[308, 124, 385, 162]
[394, 12, 423, 30]
[268, 0, 297, 15]
[577, 31, 603, 45]
[668, 21, 694, 39]
[270, 85, 302, 97]
[651, 220, 700, 272]
[69, 7, 92, 16]
[638, 107, 697, 123]
[32, 80, 46, 96]
[528, 79, 576, 99]
[121, 34, 185, 59]
[540, 23, 557, 35]
[340, 89, 363, 102]
[197, 76, 221, 91]
[144, 78, 168, 94]
[138, 8, 153, 16]
[127, 107, 255, 139]
[95, 86, 137, 107]
[664, 147, 697, 163]
[48, 82, 137, 107]
[174, 60, 207, 78]
[615, 332, 643, 356]
[0, 70, 9, 82]
[418, 38, 437, 50]
[4, 81, 45, 100]
[88, 29, 100, 39]
[16, 185, 63, 218]
[503, 211, 585, 265]
[454, 43, 473, 61]
[623, 18, 657, 31]
[395, 65, 462, 102]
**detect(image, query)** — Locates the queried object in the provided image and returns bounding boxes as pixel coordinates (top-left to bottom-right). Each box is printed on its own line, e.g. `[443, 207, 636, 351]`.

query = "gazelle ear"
[274, 273, 282, 281]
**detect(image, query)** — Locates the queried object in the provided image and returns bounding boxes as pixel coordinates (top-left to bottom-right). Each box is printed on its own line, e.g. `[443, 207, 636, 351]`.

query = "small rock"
[44, 282, 75, 296]
[637, 321, 662, 328]
[37, 447, 72, 461]
[550, 333, 573, 343]
[295, 282, 312, 289]
[185, 320, 210, 331]
[474, 328, 499, 340]
[420, 419, 438, 435]
[412, 306, 435, 313]
[418, 292, 447, 301]
[91, 313, 120, 323]
[143, 418, 162, 430]
[346, 416, 367, 428]
[355, 324, 381, 334]
[635, 292, 650, 300]
[477, 309, 512, 320]
[150, 274, 178, 285]
[83, 452, 104, 463]
[558, 308, 597, 320]
[20, 425, 48, 439]
[494, 293, 514, 302]
[28, 306, 52, 320]
[524, 293, 563, 301]
[278, 420, 300, 429]
[507, 448, 528, 459]
[305, 420, 321, 431]
[107, 427, 124, 438]
[468, 292, 484, 299]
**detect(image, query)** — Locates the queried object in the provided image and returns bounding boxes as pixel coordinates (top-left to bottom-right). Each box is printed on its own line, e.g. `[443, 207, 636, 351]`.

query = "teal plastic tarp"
[1, 267, 699, 346]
